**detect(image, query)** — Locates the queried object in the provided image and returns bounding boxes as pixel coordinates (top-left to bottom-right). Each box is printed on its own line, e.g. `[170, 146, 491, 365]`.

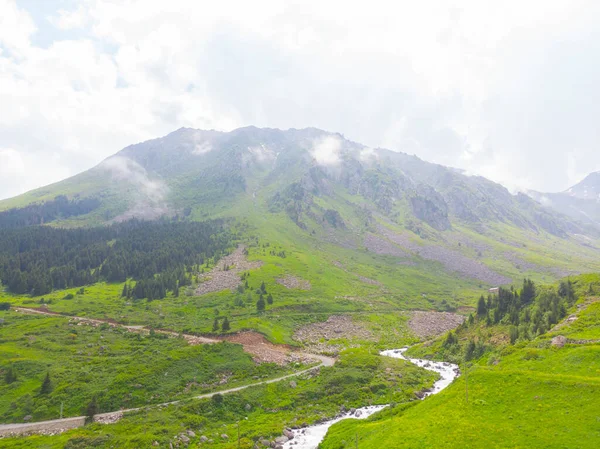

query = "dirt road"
[2, 308, 335, 437]
[0, 359, 333, 437]
[13, 307, 326, 365]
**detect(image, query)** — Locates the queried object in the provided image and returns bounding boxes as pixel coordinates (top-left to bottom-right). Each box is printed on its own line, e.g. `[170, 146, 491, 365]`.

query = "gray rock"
[200, 436, 208, 442]
[551, 335, 568, 347]
[221, 434, 228, 439]
[187, 430, 195, 437]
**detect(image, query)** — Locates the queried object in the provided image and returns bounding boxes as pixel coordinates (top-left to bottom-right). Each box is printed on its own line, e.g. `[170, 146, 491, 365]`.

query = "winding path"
[1, 308, 335, 438]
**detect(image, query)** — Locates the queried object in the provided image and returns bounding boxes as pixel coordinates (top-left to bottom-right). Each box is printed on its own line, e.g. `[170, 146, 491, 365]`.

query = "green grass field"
[0, 311, 295, 423]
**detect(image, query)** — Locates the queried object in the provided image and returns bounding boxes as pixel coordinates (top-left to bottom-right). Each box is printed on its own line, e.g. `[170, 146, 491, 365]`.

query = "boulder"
[551, 335, 568, 348]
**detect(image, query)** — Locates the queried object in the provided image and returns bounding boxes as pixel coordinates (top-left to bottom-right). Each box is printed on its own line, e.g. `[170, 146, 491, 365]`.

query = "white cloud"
[1, 0, 600, 200]
[48, 6, 88, 30]
[310, 136, 342, 166]
[0, 148, 25, 175]
[101, 156, 167, 203]
[0, 147, 70, 199]
[100, 155, 170, 220]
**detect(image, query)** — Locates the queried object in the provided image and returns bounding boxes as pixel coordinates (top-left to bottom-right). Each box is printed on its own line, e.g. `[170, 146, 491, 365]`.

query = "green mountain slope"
[1, 126, 600, 304]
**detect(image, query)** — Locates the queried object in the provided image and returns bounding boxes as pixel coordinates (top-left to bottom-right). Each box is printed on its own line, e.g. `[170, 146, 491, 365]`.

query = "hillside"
[1, 126, 600, 307]
[320, 274, 600, 449]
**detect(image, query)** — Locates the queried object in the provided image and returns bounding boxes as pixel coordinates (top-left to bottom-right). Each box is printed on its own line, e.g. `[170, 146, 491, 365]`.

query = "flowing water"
[380, 347, 460, 397]
[282, 347, 460, 449]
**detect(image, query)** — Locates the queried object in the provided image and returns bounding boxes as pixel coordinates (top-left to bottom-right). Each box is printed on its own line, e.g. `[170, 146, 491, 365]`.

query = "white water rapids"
[282, 347, 460, 449]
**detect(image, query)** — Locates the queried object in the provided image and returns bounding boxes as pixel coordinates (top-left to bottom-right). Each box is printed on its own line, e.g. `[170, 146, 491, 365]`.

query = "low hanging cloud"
[310, 136, 342, 166]
[192, 141, 213, 155]
[100, 156, 170, 220]
[358, 146, 378, 164]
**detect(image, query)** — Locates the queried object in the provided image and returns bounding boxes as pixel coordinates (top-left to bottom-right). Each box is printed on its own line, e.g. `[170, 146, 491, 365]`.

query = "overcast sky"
[1, 0, 600, 200]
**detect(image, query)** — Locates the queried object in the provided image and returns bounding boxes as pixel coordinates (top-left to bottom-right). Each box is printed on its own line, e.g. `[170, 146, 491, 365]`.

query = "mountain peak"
[565, 171, 600, 200]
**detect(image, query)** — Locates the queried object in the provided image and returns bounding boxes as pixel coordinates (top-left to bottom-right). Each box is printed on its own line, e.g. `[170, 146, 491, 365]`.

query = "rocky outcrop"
[409, 185, 451, 231]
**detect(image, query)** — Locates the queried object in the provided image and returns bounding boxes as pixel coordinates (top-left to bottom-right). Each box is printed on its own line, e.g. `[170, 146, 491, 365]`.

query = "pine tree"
[4, 366, 16, 384]
[267, 293, 273, 305]
[464, 340, 476, 361]
[256, 297, 266, 312]
[521, 278, 536, 304]
[260, 281, 266, 294]
[86, 396, 98, 422]
[212, 318, 219, 332]
[476, 296, 487, 317]
[40, 372, 52, 394]
[121, 283, 128, 298]
[221, 317, 231, 332]
[442, 331, 457, 348]
[509, 326, 519, 344]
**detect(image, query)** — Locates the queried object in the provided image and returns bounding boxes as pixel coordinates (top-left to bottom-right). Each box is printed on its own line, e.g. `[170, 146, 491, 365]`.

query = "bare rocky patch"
[364, 233, 409, 257]
[195, 245, 263, 295]
[276, 275, 311, 290]
[376, 225, 511, 285]
[408, 311, 465, 339]
[294, 316, 375, 355]
[221, 332, 314, 365]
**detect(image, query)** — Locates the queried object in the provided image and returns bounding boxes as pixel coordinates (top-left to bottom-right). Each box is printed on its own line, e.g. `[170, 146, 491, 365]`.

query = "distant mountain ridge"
[565, 171, 600, 199]
[528, 171, 600, 227]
